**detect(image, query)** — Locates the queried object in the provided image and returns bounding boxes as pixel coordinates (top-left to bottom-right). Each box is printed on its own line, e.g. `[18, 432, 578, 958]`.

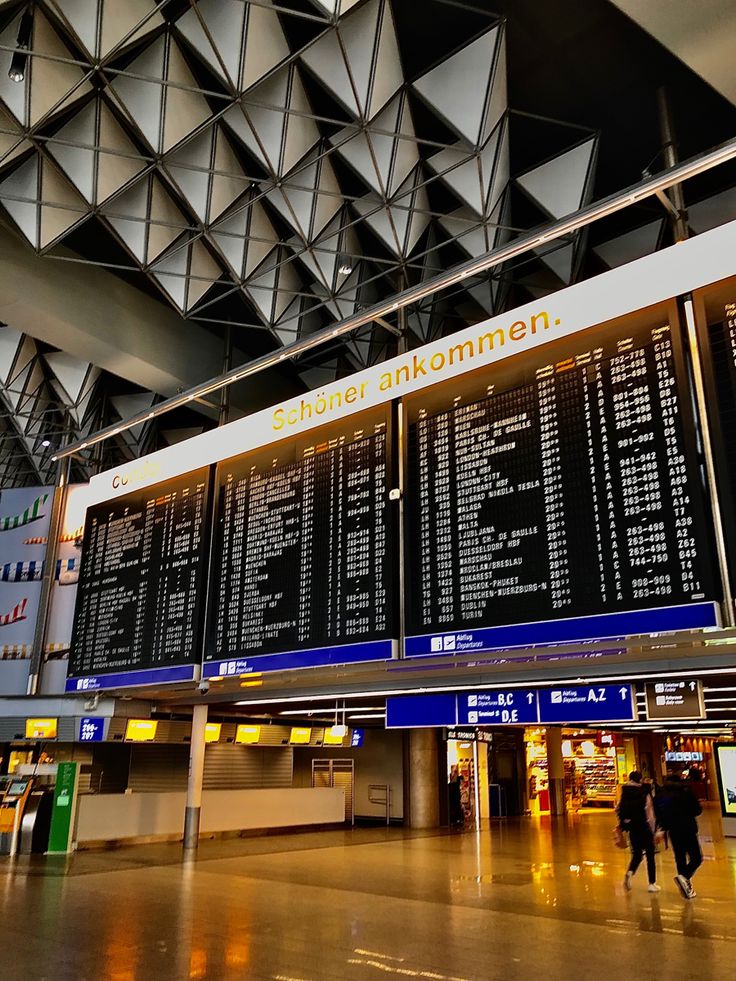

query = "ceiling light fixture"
[8, 9, 33, 84]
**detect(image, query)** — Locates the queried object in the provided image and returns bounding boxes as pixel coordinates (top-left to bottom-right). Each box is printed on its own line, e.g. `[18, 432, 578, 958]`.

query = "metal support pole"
[657, 87, 689, 243]
[219, 323, 233, 427]
[472, 740, 481, 831]
[682, 297, 735, 625]
[183, 703, 208, 850]
[26, 456, 70, 695]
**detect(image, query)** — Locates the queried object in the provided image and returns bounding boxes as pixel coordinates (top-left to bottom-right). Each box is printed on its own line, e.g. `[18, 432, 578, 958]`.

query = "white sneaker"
[647, 883, 661, 893]
[686, 879, 696, 899]
[624, 871, 633, 891]
[674, 874, 691, 899]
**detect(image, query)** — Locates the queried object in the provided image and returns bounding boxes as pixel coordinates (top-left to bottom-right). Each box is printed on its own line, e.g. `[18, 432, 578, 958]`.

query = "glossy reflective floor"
[1, 810, 734, 981]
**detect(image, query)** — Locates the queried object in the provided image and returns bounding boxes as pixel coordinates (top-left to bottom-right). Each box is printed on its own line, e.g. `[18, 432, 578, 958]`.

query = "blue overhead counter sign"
[458, 690, 539, 725]
[537, 684, 637, 724]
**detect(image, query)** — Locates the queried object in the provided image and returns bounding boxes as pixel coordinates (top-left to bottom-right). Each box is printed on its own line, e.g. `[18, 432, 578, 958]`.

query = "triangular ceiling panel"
[302, 0, 402, 121]
[178, 0, 289, 94]
[29, 9, 93, 127]
[99, 2, 164, 59]
[414, 25, 502, 147]
[46, 100, 97, 201]
[209, 192, 279, 280]
[0, 103, 29, 168]
[48, 98, 147, 205]
[45, 351, 94, 406]
[39, 157, 88, 249]
[535, 240, 576, 284]
[593, 220, 664, 268]
[0, 154, 40, 245]
[517, 137, 596, 219]
[232, 66, 320, 177]
[267, 146, 342, 242]
[111, 34, 211, 155]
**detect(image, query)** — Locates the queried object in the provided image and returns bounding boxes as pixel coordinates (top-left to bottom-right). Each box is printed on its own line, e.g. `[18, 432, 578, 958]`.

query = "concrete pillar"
[183, 704, 208, 850]
[546, 727, 566, 816]
[407, 728, 440, 829]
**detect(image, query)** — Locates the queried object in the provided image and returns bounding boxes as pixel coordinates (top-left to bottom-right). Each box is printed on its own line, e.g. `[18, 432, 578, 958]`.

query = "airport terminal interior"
[1, 0, 736, 979]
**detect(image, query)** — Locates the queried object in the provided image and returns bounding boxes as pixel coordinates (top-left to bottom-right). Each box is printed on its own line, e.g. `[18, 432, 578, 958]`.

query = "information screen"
[68, 469, 210, 679]
[406, 319, 716, 640]
[705, 299, 736, 571]
[207, 423, 394, 669]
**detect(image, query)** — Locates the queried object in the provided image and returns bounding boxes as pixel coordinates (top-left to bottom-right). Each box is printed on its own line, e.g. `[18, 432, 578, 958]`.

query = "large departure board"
[68, 469, 210, 684]
[206, 426, 394, 672]
[706, 300, 736, 572]
[406, 320, 717, 644]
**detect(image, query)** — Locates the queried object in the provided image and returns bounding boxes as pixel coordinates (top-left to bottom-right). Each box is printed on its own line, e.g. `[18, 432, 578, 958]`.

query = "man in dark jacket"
[617, 770, 659, 892]
[655, 773, 703, 899]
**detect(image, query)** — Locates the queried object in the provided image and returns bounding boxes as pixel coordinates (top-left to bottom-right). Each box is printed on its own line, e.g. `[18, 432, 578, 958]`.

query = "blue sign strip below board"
[457, 689, 539, 725]
[387, 684, 637, 728]
[66, 663, 197, 692]
[386, 693, 459, 728]
[203, 638, 395, 678]
[537, 684, 637, 723]
[404, 603, 719, 658]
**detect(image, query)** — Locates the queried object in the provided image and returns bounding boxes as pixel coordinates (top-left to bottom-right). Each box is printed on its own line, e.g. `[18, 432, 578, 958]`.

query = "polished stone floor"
[1, 810, 734, 981]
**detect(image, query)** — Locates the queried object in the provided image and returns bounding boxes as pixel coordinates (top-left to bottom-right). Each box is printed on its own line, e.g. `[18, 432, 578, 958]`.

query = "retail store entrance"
[525, 727, 637, 815]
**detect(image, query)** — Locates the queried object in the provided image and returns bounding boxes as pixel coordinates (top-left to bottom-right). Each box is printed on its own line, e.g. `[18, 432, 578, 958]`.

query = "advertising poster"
[715, 744, 736, 817]
[45, 483, 92, 658]
[0, 486, 53, 657]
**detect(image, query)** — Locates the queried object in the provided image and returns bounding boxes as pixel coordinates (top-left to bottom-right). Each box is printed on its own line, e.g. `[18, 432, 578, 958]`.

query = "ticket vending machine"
[0, 777, 34, 855]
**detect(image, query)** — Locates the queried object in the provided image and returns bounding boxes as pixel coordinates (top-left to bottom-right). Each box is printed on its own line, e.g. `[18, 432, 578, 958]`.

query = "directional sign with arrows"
[645, 679, 705, 720]
[538, 684, 637, 723]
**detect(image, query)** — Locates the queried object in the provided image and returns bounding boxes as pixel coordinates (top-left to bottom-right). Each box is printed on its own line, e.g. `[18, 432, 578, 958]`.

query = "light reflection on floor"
[0, 813, 733, 980]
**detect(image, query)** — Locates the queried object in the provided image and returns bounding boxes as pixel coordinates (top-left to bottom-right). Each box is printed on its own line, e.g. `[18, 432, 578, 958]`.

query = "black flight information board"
[406, 320, 718, 651]
[67, 469, 210, 689]
[205, 425, 394, 675]
[706, 300, 736, 573]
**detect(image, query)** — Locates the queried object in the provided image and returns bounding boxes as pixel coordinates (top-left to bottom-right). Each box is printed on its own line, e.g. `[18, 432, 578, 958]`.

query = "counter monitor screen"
[69, 469, 211, 679]
[208, 425, 393, 665]
[406, 319, 716, 638]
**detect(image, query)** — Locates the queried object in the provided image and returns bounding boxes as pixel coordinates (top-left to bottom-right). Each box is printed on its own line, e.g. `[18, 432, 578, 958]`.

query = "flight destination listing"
[69, 469, 210, 677]
[210, 428, 392, 661]
[407, 322, 716, 636]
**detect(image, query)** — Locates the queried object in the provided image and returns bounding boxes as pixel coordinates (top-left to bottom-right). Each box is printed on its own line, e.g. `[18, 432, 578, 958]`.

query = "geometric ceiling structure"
[0, 1, 586, 342]
[0, 0, 734, 486]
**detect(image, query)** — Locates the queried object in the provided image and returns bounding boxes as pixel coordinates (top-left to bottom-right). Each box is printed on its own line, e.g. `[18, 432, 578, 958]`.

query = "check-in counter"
[75, 787, 345, 847]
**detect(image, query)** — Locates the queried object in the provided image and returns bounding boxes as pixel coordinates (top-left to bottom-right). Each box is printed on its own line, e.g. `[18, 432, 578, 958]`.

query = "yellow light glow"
[289, 727, 312, 745]
[561, 739, 573, 757]
[235, 725, 260, 744]
[25, 718, 57, 739]
[204, 723, 221, 743]
[125, 719, 158, 742]
[323, 727, 345, 745]
[580, 740, 596, 757]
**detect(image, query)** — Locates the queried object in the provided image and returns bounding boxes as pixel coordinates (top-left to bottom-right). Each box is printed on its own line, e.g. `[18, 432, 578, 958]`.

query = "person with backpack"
[654, 773, 703, 899]
[617, 770, 660, 892]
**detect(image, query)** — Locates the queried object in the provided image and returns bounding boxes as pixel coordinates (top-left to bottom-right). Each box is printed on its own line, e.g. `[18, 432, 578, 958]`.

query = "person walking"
[617, 770, 660, 892]
[655, 773, 703, 899]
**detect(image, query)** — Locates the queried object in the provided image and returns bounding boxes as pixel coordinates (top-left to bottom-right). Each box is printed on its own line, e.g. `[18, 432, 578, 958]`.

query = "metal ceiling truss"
[7, 1, 730, 483]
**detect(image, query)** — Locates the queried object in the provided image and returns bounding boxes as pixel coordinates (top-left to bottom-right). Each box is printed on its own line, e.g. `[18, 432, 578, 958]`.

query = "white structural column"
[407, 729, 440, 829]
[546, 727, 566, 817]
[183, 704, 208, 850]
